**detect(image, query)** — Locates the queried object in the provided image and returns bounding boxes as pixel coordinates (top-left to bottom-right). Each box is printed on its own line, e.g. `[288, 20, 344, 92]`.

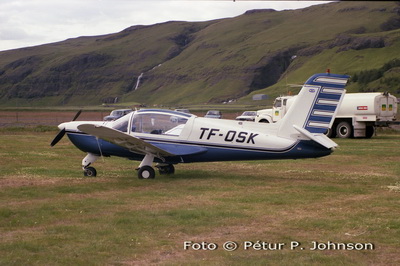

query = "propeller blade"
[72, 110, 82, 121]
[51, 110, 81, 147]
[50, 128, 66, 147]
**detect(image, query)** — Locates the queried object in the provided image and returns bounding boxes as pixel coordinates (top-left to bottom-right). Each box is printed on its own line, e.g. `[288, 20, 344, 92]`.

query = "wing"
[77, 124, 207, 157]
[78, 124, 174, 157]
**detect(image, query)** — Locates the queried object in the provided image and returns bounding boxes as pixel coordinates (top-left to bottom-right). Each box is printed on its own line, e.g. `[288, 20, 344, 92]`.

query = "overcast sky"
[0, 0, 328, 52]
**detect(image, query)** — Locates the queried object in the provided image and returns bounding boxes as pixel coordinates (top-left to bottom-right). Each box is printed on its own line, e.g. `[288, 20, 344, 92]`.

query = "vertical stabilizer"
[277, 73, 349, 139]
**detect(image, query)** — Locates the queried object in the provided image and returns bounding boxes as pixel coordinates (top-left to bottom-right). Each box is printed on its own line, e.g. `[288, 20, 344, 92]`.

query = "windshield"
[242, 111, 256, 116]
[110, 110, 122, 116]
[207, 111, 220, 115]
[131, 111, 190, 136]
[110, 109, 132, 116]
[175, 109, 190, 114]
[273, 99, 282, 108]
[112, 114, 130, 132]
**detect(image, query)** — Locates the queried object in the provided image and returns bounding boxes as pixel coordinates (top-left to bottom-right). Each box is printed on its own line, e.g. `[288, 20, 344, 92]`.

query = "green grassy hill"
[0, 1, 399, 107]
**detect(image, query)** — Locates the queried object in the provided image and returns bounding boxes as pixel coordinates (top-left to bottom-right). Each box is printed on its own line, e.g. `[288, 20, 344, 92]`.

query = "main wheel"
[336, 121, 353, 138]
[158, 164, 175, 175]
[84, 167, 97, 177]
[138, 166, 155, 179]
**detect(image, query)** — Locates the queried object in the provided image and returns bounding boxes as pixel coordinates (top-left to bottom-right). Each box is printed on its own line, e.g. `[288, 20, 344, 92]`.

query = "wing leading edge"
[77, 124, 207, 157]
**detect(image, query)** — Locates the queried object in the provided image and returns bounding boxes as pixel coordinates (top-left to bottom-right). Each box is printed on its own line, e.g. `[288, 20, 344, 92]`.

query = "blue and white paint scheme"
[51, 73, 349, 179]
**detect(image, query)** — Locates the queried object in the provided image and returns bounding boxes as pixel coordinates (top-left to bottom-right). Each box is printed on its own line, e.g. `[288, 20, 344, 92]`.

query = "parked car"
[204, 110, 222, 119]
[236, 111, 257, 121]
[103, 109, 133, 121]
[171, 109, 192, 123]
[174, 109, 190, 114]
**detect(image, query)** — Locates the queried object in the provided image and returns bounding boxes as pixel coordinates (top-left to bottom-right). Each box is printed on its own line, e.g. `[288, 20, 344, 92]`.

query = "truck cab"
[256, 96, 295, 123]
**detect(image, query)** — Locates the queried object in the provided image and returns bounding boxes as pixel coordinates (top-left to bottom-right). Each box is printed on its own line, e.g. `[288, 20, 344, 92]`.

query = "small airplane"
[51, 73, 349, 179]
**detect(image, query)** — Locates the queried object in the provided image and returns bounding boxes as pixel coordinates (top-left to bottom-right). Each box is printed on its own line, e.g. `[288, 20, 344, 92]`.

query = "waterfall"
[134, 64, 161, 91]
[134, 72, 144, 90]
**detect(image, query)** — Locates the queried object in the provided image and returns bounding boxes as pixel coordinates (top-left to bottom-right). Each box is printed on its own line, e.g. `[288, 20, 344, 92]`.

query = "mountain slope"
[0, 1, 399, 106]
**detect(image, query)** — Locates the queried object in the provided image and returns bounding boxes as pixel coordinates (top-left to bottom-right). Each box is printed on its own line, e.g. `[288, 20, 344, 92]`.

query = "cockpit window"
[131, 111, 189, 136]
[112, 115, 130, 132]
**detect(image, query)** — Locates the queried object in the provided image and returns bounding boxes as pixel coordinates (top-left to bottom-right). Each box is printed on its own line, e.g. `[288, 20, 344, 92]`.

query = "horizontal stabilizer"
[293, 125, 338, 150]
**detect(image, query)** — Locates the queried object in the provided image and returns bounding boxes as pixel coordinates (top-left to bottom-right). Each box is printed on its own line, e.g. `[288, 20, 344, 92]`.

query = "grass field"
[0, 129, 399, 265]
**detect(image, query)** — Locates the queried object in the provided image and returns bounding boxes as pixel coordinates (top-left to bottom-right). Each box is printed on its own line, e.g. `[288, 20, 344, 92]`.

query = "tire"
[158, 164, 175, 175]
[365, 126, 375, 139]
[84, 167, 97, 177]
[336, 121, 353, 138]
[325, 127, 336, 138]
[258, 119, 270, 123]
[138, 166, 155, 179]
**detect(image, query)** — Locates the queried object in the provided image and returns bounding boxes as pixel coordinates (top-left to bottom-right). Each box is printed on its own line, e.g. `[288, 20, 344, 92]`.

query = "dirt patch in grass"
[0, 175, 113, 189]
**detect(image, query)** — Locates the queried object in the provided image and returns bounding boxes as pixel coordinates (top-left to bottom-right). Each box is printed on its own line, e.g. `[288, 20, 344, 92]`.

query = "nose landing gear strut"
[82, 153, 99, 177]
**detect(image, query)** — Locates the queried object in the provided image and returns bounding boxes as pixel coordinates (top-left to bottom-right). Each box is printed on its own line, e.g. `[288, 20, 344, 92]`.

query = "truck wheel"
[325, 127, 336, 138]
[259, 119, 270, 123]
[365, 126, 375, 138]
[336, 121, 352, 138]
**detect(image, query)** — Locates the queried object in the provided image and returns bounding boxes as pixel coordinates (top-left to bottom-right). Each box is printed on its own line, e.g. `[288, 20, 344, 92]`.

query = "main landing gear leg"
[136, 154, 155, 179]
[82, 153, 99, 177]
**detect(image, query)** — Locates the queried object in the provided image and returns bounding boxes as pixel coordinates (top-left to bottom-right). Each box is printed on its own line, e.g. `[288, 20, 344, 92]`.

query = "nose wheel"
[82, 153, 99, 177]
[84, 166, 97, 177]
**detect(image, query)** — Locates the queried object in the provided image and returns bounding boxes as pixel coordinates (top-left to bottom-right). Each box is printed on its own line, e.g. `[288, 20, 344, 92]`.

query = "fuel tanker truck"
[256, 92, 398, 138]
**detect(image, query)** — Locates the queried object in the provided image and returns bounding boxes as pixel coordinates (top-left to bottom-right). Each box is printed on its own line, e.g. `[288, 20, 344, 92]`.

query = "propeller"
[50, 110, 82, 147]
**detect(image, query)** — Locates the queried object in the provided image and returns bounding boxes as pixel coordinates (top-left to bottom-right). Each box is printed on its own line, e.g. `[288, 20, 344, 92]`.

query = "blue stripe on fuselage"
[66, 132, 332, 164]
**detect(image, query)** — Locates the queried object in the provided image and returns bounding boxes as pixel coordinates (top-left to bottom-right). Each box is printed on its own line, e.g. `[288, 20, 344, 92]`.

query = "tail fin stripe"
[313, 110, 334, 116]
[322, 88, 344, 94]
[318, 93, 342, 100]
[309, 115, 333, 123]
[317, 99, 339, 105]
[308, 121, 330, 128]
[314, 104, 337, 111]
[312, 76, 348, 86]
